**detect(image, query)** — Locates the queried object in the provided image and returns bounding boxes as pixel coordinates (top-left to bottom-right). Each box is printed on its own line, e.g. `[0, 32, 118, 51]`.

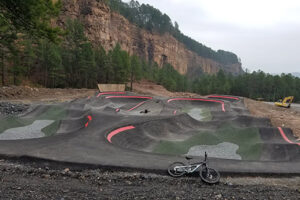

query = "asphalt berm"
[0, 92, 299, 175]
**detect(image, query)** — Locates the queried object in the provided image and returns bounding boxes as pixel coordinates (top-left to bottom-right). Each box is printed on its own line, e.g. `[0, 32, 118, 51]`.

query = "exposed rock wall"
[58, 0, 243, 75]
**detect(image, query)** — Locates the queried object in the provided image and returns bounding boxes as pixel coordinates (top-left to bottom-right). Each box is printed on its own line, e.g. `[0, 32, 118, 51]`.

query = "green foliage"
[0, 0, 63, 42]
[191, 70, 300, 102]
[106, 0, 239, 65]
[0, 0, 63, 86]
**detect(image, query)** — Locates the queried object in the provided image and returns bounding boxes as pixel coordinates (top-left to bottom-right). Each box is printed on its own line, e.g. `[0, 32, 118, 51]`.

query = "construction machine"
[275, 96, 294, 108]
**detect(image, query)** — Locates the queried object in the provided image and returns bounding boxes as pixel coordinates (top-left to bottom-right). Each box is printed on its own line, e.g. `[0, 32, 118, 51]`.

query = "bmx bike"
[167, 152, 220, 184]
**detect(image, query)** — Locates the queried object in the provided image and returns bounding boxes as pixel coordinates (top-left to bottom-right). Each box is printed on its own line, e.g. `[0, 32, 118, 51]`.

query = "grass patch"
[0, 117, 33, 133]
[42, 120, 61, 136]
[199, 108, 212, 121]
[38, 106, 67, 120]
[181, 107, 212, 121]
[0, 105, 67, 136]
[153, 123, 262, 160]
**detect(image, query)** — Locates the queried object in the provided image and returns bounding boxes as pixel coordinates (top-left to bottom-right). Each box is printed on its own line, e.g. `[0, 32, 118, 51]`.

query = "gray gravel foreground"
[0, 160, 299, 200]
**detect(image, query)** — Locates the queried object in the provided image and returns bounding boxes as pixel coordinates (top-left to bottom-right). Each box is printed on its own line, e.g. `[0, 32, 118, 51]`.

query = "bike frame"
[174, 162, 206, 173]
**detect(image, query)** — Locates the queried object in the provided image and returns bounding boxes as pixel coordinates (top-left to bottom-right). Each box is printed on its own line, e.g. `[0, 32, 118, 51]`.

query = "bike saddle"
[185, 155, 193, 160]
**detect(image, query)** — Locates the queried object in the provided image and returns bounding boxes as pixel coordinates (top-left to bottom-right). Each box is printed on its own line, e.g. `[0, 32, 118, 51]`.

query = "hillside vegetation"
[0, 0, 299, 102]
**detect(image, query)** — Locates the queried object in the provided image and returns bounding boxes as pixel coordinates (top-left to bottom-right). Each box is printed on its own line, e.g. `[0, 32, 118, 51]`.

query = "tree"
[110, 44, 130, 83]
[79, 42, 96, 88]
[0, 0, 63, 86]
[0, 13, 17, 85]
[36, 39, 62, 87]
[94, 45, 109, 83]
[22, 39, 37, 79]
[0, 0, 63, 43]
[129, 55, 142, 90]
[174, 21, 179, 32]
[62, 19, 88, 87]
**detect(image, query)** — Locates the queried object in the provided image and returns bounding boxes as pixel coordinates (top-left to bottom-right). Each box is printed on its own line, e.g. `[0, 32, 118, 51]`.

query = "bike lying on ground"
[167, 152, 220, 184]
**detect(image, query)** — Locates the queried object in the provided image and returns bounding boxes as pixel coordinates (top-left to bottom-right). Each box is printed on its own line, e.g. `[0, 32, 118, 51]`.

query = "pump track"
[0, 92, 299, 174]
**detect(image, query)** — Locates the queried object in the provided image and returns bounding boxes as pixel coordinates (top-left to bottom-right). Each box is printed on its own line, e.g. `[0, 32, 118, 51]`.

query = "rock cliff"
[58, 0, 243, 75]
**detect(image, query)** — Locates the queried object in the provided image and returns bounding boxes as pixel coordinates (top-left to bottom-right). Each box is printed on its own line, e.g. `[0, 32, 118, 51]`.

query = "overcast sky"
[124, 0, 300, 73]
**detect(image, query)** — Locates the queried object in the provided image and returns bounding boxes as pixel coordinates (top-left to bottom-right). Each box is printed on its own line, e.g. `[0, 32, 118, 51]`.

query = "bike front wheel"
[199, 167, 220, 184]
[167, 162, 186, 177]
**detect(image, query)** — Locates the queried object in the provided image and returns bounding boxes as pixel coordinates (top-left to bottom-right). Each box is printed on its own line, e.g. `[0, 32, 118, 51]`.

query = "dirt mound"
[132, 80, 198, 97]
[0, 86, 96, 102]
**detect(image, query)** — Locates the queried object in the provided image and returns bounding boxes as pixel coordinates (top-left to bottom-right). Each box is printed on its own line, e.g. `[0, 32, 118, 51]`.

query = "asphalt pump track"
[0, 92, 299, 174]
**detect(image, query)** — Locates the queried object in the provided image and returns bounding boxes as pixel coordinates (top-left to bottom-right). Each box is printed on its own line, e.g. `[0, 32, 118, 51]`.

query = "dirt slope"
[245, 98, 300, 139]
[132, 80, 198, 97]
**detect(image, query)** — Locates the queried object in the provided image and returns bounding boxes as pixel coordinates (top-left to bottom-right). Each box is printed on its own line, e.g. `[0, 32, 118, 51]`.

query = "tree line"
[191, 70, 300, 102]
[0, 0, 299, 102]
[107, 0, 239, 65]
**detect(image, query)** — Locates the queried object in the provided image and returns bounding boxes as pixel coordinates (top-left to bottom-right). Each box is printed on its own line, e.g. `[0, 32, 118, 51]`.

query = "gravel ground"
[0, 102, 29, 116]
[0, 159, 299, 200]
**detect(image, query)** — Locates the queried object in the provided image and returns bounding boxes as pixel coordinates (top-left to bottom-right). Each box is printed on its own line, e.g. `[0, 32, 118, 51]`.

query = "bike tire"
[199, 167, 220, 184]
[167, 162, 186, 177]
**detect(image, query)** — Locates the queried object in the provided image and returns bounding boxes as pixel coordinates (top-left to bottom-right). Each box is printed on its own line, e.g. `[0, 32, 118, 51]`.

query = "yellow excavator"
[275, 96, 294, 108]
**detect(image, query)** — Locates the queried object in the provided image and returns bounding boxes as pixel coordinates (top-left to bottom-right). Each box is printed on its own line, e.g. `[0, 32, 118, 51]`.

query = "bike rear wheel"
[199, 167, 220, 184]
[168, 162, 186, 177]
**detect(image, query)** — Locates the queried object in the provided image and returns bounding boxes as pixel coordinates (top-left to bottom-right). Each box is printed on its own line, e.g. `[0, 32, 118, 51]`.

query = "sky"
[123, 0, 300, 73]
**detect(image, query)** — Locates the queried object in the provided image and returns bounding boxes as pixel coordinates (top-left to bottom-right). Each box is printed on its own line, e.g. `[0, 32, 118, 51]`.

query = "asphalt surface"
[0, 93, 299, 174]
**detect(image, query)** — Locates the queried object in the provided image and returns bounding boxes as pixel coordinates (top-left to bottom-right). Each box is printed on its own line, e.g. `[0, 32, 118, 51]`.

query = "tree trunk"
[85, 72, 88, 88]
[44, 67, 48, 87]
[130, 70, 133, 91]
[1, 53, 5, 86]
[13, 71, 16, 85]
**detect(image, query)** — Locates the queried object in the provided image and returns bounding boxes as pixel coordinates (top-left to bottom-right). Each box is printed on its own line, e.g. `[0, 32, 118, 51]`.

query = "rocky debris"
[0, 102, 29, 116]
[0, 160, 299, 199]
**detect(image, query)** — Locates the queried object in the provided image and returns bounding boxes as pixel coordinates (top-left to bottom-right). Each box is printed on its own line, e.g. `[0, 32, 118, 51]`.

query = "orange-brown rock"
[58, 0, 243, 75]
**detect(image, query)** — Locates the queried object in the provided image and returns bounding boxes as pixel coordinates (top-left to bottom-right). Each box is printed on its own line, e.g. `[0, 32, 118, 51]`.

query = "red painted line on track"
[167, 98, 225, 112]
[97, 92, 126, 98]
[107, 126, 136, 143]
[208, 95, 239, 101]
[85, 115, 92, 128]
[127, 101, 146, 111]
[278, 127, 300, 146]
[105, 96, 152, 100]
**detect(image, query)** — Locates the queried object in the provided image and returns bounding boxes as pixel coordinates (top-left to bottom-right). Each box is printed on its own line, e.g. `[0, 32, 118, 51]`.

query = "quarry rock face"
[58, 0, 243, 75]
